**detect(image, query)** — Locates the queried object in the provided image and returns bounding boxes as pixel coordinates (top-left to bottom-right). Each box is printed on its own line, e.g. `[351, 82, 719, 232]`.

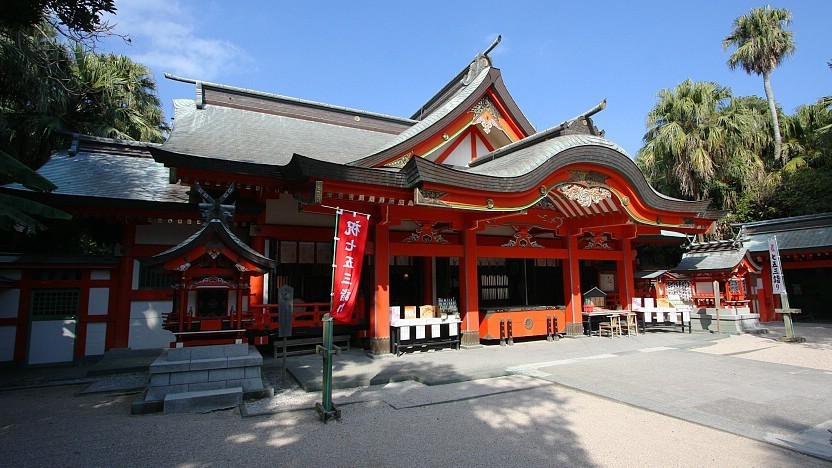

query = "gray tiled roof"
[3, 147, 189, 204]
[743, 226, 832, 253]
[737, 213, 832, 253]
[674, 249, 749, 272]
[161, 99, 398, 166]
[466, 134, 629, 177]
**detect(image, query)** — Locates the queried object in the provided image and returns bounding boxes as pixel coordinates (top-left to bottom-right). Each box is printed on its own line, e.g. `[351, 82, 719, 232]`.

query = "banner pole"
[316, 209, 342, 422]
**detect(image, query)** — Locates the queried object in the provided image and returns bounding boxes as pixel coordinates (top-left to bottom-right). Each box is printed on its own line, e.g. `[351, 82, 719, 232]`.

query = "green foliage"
[724, 6, 795, 76]
[4, 218, 120, 255]
[0, 22, 166, 233]
[1, 26, 168, 169]
[724, 6, 795, 163]
[0, 0, 117, 42]
[636, 80, 766, 209]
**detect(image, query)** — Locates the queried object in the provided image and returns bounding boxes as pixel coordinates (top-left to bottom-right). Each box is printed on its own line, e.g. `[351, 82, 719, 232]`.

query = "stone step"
[163, 387, 242, 414]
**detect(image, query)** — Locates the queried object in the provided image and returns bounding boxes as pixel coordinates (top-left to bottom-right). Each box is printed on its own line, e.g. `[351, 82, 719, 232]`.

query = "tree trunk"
[763, 71, 783, 162]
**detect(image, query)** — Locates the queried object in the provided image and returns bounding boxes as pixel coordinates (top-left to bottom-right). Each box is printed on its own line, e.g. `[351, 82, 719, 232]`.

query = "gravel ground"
[693, 323, 832, 372]
[0, 381, 825, 467]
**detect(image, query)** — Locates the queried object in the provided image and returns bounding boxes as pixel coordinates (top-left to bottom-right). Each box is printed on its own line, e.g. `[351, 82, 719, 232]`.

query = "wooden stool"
[598, 315, 621, 337]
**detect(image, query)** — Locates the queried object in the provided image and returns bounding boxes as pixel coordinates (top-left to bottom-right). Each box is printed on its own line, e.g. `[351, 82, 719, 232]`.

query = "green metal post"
[315, 314, 341, 422]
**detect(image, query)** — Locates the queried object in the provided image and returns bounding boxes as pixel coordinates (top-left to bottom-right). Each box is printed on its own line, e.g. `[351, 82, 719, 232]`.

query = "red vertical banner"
[330, 209, 371, 322]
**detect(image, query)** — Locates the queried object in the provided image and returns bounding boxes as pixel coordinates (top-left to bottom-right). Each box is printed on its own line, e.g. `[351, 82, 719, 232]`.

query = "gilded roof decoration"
[384, 152, 412, 168]
[469, 97, 503, 134]
[403, 222, 450, 244]
[558, 184, 612, 208]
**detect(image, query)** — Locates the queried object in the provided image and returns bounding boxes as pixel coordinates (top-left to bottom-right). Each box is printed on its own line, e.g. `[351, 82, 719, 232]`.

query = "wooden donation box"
[479, 306, 565, 345]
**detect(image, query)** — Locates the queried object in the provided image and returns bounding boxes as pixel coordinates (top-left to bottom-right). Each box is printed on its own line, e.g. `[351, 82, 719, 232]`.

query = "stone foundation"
[132, 343, 270, 415]
[691, 308, 769, 334]
[460, 330, 482, 348]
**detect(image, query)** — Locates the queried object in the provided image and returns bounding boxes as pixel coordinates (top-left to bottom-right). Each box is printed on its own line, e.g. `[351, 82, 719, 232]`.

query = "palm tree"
[724, 6, 795, 163]
[69, 44, 168, 143]
[781, 99, 832, 171]
[637, 80, 733, 201]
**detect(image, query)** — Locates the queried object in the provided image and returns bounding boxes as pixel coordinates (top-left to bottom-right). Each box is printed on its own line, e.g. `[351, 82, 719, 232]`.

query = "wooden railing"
[249, 302, 362, 330]
[164, 301, 362, 335]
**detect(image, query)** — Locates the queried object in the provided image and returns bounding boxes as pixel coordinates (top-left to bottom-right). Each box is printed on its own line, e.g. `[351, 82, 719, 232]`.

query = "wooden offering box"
[479, 306, 565, 344]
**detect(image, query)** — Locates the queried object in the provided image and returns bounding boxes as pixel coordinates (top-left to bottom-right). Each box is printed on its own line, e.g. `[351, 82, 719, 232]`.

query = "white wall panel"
[0, 326, 15, 361]
[84, 322, 107, 356]
[87, 288, 110, 316]
[28, 320, 75, 364]
[0, 289, 20, 318]
[128, 301, 174, 349]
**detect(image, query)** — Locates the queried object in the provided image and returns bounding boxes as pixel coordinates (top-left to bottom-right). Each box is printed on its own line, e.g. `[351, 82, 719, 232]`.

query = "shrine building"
[0, 42, 727, 363]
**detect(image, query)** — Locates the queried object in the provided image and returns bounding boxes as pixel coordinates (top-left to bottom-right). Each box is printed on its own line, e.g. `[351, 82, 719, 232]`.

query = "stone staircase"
[132, 343, 272, 415]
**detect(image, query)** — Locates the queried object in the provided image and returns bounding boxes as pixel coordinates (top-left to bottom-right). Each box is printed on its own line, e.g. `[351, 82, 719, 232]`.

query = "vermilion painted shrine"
[4, 43, 825, 365]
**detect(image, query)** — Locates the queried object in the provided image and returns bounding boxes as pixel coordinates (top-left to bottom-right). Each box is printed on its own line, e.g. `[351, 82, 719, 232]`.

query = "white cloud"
[105, 0, 249, 80]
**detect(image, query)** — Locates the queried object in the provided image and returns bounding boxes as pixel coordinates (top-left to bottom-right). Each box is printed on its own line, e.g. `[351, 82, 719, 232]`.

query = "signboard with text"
[330, 210, 370, 322]
[768, 237, 785, 295]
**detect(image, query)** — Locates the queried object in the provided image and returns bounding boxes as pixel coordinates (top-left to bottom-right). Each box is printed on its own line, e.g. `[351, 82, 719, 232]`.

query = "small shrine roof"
[143, 218, 276, 272]
[736, 213, 832, 253]
[634, 269, 670, 280]
[582, 287, 607, 297]
[673, 240, 758, 273]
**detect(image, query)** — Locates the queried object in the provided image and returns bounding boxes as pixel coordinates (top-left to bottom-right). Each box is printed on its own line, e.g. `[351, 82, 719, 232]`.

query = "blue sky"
[101, 1, 830, 158]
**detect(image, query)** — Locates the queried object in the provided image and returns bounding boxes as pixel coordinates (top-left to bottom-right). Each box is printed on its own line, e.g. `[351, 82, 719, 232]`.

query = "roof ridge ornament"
[461, 35, 499, 86]
[461, 54, 491, 85]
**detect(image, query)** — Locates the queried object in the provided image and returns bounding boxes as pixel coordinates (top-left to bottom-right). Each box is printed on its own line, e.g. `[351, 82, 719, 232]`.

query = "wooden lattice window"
[30, 289, 80, 320]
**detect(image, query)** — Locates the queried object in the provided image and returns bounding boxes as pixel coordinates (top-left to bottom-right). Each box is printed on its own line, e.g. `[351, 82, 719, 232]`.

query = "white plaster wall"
[28, 320, 76, 364]
[134, 222, 200, 245]
[87, 288, 110, 316]
[84, 322, 107, 356]
[128, 301, 174, 349]
[441, 136, 472, 166]
[0, 289, 20, 319]
[0, 326, 15, 361]
[265, 194, 334, 226]
[696, 281, 714, 294]
[90, 270, 111, 280]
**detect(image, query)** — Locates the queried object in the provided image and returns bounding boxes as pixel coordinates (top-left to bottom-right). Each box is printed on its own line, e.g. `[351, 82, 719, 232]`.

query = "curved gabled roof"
[142, 218, 276, 273]
[350, 65, 495, 167]
[401, 135, 719, 216]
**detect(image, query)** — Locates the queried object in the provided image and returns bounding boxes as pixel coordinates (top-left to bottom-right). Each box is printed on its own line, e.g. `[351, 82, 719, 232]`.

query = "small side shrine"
[141, 185, 277, 347]
[582, 287, 607, 311]
[671, 240, 763, 333]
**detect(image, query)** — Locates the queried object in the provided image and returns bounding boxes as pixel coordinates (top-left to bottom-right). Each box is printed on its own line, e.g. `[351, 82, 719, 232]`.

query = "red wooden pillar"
[564, 229, 582, 326]
[13, 271, 31, 362]
[758, 259, 776, 322]
[618, 236, 635, 310]
[236, 272, 244, 329]
[369, 220, 390, 355]
[249, 236, 266, 305]
[111, 223, 137, 349]
[459, 226, 481, 347]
